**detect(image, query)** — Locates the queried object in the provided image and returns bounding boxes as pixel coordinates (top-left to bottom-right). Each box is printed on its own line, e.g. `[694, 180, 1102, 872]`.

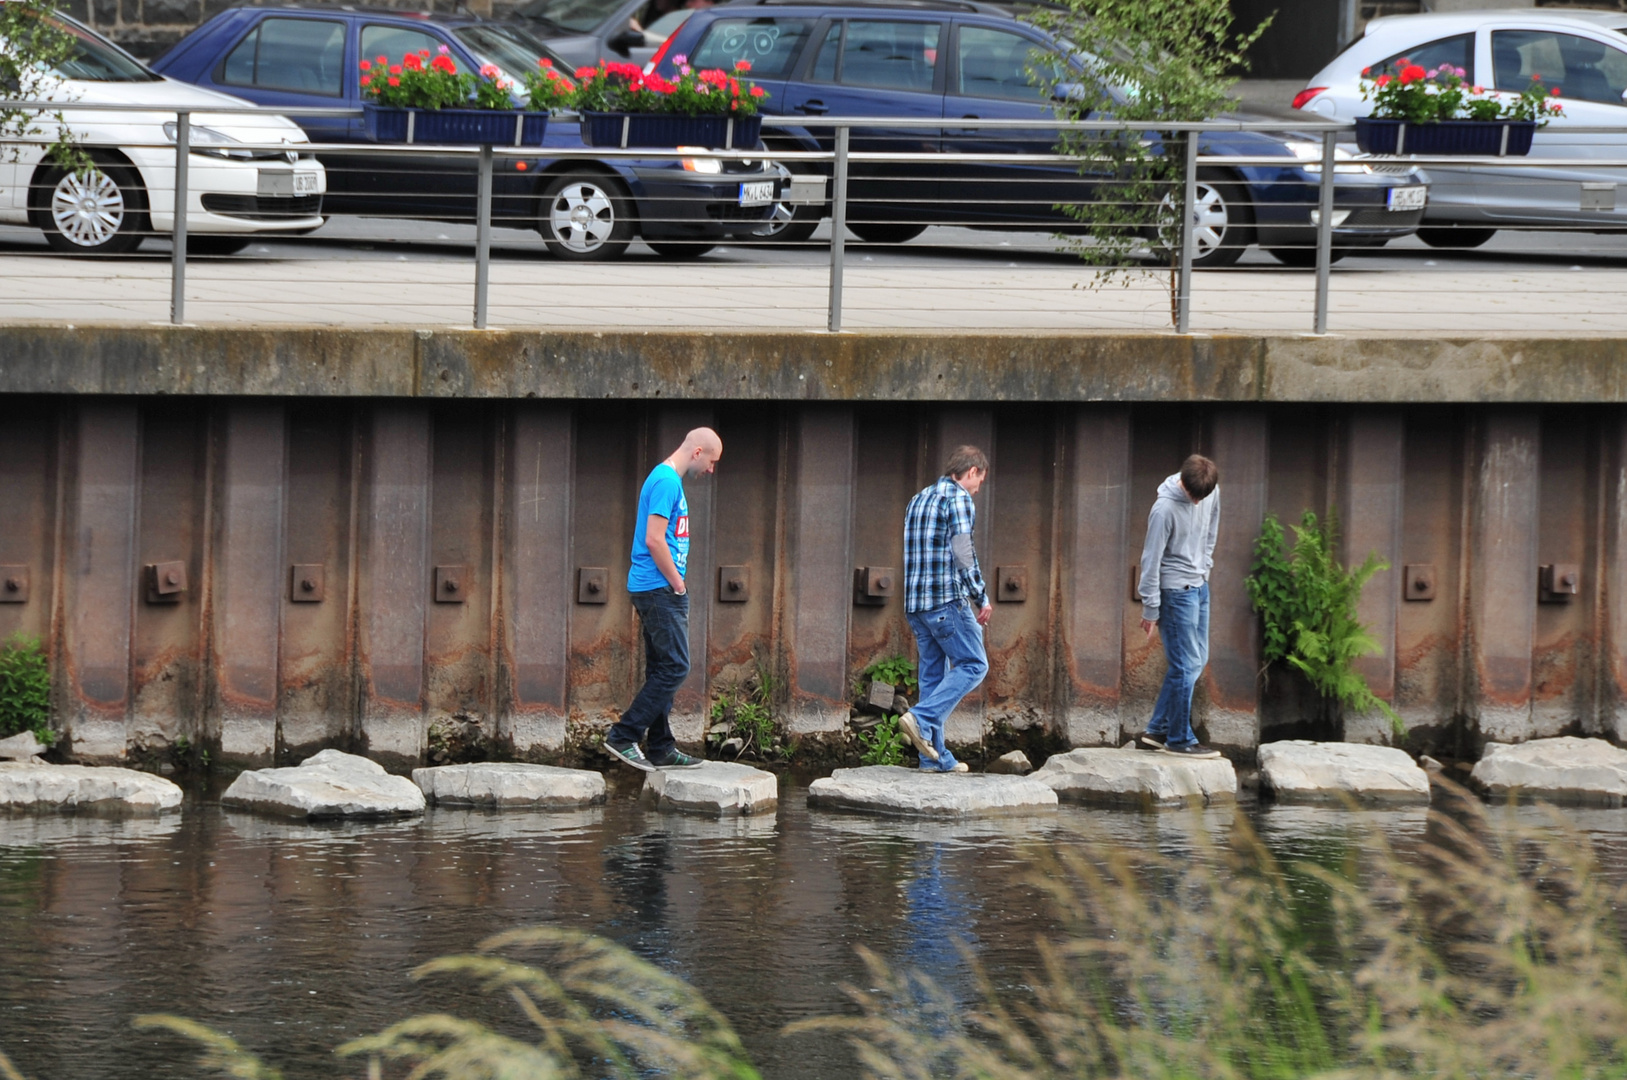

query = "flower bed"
[568, 58, 768, 148]
[360, 47, 546, 146]
[1357, 61, 1561, 156]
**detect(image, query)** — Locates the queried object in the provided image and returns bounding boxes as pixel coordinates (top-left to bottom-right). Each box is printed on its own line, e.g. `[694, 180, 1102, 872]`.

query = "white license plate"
[738, 181, 774, 207]
[258, 170, 320, 197]
[1387, 186, 1426, 212]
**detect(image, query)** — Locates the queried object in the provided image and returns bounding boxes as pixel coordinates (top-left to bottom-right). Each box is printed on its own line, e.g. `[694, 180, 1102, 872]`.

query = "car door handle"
[798, 100, 828, 114]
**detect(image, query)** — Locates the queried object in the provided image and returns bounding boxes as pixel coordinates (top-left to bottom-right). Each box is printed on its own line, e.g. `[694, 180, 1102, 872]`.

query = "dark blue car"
[654, 0, 1429, 265]
[151, 7, 788, 259]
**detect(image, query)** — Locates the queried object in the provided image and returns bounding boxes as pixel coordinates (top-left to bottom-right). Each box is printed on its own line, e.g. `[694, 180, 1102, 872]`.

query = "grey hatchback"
[509, 0, 702, 72]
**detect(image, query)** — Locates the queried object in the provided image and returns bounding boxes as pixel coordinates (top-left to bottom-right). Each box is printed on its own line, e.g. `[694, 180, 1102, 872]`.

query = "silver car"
[1292, 9, 1627, 248]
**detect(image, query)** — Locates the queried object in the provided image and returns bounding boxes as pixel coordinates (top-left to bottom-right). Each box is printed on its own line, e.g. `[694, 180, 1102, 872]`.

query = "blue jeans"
[608, 587, 689, 757]
[1148, 583, 1210, 749]
[905, 599, 988, 772]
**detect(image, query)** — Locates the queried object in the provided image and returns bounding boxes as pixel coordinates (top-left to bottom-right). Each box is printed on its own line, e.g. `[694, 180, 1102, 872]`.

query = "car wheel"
[846, 221, 926, 244]
[1417, 226, 1495, 250]
[186, 235, 253, 256]
[1265, 246, 1348, 268]
[748, 200, 822, 245]
[538, 171, 633, 261]
[1156, 174, 1252, 269]
[31, 159, 148, 255]
[647, 241, 716, 259]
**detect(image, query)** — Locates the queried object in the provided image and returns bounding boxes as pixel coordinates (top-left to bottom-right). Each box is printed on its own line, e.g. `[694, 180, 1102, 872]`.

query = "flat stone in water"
[1259, 740, 1431, 805]
[1470, 736, 1627, 806]
[807, 765, 1058, 817]
[642, 761, 777, 816]
[0, 732, 45, 761]
[1031, 748, 1236, 807]
[413, 762, 605, 809]
[0, 761, 182, 815]
[223, 749, 425, 820]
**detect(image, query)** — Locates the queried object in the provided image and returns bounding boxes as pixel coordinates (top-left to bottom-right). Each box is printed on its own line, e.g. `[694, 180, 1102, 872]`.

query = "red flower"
[418, 49, 430, 58]
[1374, 74, 1391, 87]
[389, 64, 402, 75]
[699, 68, 726, 87]
[387, 75, 400, 86]
[1552, 86, 1562, 96]
[730, 100, 738, 110]
[749, 85, 765, 97]
[403, 52, 422, 70]
[360, 74, 371, 86]
[539, 57, 553, 67]
[1399, 64, 1426, 84]
[1532, 72, 1542, 80]
[575, 65, 598, 79]
[734, 59, 751, 72]
[359, 59, 372, 70]
[432, 54, 457, 74]
[1361, 66, 1370, 77]
[376, 55, 387, 65]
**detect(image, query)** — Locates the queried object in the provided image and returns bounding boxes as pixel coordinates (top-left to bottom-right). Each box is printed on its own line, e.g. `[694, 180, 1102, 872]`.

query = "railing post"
[474, 143, 493, 330]
[1175, 128, 1197, 334]
[827, 124, 849, 334]
[170, 110, 189, 325]
[1314, 129, 1336, 334]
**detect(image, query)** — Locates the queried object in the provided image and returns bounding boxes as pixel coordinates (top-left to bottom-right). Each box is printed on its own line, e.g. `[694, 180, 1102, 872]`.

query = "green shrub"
[861, 655, 917, 699]
[707, 662, 780, 761]
[1246, 511, 1400, 735]
[0, 634, 52, 746]
[857, 713, 907, 767]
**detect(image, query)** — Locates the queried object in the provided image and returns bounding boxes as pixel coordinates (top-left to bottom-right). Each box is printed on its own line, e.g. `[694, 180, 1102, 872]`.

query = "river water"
[3, 776, 1626, 1080]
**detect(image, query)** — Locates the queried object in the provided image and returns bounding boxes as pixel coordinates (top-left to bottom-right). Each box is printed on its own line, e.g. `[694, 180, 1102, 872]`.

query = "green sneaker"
[603, 741, 656, 772]
[651, 749, 704, 769]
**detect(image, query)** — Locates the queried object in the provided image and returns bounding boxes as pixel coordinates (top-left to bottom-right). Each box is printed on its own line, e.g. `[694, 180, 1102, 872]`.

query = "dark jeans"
[608, 587, 689, 757]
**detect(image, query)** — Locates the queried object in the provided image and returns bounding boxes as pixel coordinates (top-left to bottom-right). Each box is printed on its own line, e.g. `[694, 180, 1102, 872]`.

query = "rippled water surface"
[3, 780, 1627, 1079]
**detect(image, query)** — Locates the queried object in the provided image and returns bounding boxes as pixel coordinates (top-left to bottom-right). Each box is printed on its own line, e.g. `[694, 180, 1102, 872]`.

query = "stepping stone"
[1259, 740, 1431, 806]
[0, 732, 45, 762]
[222, 749, 425, 820]
[1470, 736, 1627, 806]
[807, 765, 1058, 817]
[1031, 748, 1236, 808]
[642, 761, 777, 816]
[412, 762, 605, 809]
[985, 750, 1033, 775]
[0, 761, 182, 815]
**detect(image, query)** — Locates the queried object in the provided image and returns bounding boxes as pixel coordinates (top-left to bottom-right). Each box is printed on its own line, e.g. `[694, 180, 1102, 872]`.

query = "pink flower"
[1455, 66, 1466, 77]
[672, 53, 687, 66]
[480, 63, 501, 79]
[437, 44, 450, 54]
[680, 64, 691, 75]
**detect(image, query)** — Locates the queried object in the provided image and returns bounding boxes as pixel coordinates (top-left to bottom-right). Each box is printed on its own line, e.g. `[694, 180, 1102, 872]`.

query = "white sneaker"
[896, 711, 939, 762]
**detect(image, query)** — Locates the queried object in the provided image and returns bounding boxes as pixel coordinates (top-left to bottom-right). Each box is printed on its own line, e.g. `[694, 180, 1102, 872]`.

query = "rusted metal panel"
[357, 404, 431, 765]
[786, 407, 853, 734]
[1532, 410, 1594, 736]
[502, 404, 573, 753]
[0, 407, 56, 643]
[1123, 407, 1196, 737]
[278, 404, 355, 758]
[569, 404, 638, 719]
[1396, 411, 1465, 744]
[1470, 411, 1540, 742]
[1060, 407, 1130, 746]
[1340, 411, 1404, 744]
[1607, 415, 1627, 740]
[655, 408, 714, 746]
[424, 406, 495, 730]
[707, 405, 780, 707]
[1204, 409, 1269, 752]
[130, 403, 206, 756]
[213, 403, 285, 764]
[984, 407, 1052, 735]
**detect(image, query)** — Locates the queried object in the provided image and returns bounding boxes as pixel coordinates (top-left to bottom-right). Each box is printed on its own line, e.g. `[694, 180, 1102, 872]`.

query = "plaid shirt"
[903, 476, 988, 614]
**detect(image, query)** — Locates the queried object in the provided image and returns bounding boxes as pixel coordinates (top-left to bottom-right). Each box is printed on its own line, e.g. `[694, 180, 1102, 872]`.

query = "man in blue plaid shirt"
[897, 445, 991, 774]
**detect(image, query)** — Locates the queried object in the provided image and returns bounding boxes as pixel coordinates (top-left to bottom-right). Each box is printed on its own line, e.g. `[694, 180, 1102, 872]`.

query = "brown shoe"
[897, 711, 939, 762]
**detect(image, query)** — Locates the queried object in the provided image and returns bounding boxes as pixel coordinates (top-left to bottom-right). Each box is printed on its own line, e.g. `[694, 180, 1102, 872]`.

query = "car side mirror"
[608, 27, 646, 54]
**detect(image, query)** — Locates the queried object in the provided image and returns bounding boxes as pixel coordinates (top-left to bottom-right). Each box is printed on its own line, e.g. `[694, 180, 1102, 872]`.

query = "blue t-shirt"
[628, 463, 689, 592]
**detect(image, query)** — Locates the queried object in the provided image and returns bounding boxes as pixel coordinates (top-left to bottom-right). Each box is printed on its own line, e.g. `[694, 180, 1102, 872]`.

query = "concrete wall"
[4, 392, 1624, 767]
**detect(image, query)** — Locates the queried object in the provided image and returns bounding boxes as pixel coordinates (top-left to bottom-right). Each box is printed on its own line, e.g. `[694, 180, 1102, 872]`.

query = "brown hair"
[944, 445, 989, 479]
[1181, 454, 1219, 501]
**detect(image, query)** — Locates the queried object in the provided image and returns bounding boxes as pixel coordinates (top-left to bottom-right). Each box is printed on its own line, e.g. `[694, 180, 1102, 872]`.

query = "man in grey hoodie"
[1136, 454, 1222, 758]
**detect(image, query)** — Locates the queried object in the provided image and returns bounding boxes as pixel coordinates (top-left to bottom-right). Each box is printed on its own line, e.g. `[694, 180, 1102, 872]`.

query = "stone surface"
[1031, 748, 1237, 807]
[985, 750, 1033, 775]
[807, 765, 1058, 817]
[222, 749, 426, 819]
[0, 732, 45, 761]
[1258, 740, 1432, 805]
[1470, 736, 1627, 806]
[642, 762, 777, 816]
[0, 761, 182, 815]
[412, 762, 605, 809]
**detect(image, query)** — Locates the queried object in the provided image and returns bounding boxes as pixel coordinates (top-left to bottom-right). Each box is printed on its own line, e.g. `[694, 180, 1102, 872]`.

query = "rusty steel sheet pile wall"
[3, 397, 1626, 767]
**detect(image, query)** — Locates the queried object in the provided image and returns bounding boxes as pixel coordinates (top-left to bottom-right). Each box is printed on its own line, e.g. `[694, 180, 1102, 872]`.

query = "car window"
[515, 0, 623, 35]
[810, 22, 839, 81]
[45, 14, 158, 82]
[361, 25, 446, 67]
[829, 20, 940, 92]
[955, 26, 1047, 100]
[1369, 33, 1474, 81]
[1493, 29, 1627, 105]
[688, 17, 813, 79]
[222, 17, 345, 96]
[454, 24, 555, 83]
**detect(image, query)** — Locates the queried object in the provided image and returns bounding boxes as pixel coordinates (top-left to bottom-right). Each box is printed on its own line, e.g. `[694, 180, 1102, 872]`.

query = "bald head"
[667, 427, 723, 477]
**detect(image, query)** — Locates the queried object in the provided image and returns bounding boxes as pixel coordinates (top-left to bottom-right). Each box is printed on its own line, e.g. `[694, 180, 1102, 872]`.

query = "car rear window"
[1368, 33, 1474, 81]
[688, 17, 814, 78]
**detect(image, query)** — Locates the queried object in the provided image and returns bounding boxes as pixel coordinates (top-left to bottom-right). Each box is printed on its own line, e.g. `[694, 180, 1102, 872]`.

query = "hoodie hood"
[1157, 473, 1188, 504]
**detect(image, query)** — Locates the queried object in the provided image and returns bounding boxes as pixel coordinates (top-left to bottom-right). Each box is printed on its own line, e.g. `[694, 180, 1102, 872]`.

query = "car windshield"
[39, 14, 158, 81]
[514, 0, 622, 34]
[453, 23, 559, 83]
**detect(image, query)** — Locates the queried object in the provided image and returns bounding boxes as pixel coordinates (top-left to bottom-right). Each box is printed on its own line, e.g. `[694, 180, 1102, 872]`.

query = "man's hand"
[672, 581, 686, 596]
[1141, 617, 1157, 641]
[977, 603, 992, 627]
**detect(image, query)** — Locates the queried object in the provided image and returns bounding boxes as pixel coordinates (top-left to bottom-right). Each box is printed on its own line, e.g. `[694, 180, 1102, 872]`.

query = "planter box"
[1354, 117, 1536, 156]
[364, 106, 548, 146]
[582, 111, 762, 149]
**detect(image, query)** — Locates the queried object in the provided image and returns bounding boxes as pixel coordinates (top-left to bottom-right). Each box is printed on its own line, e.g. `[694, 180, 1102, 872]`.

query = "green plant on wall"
[708, 662, 780, 761]
[857, 713, 907, 767]
[0, 634, 53, 746]
[861, 655, 918, 698]
[1246, 512, 1400, 735]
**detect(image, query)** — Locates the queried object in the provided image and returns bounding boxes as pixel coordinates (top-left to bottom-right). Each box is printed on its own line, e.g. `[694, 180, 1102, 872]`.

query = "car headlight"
[162, 121, 254, 160]
[678, 146, 722, 174]
[1283, 140, 1372, 175]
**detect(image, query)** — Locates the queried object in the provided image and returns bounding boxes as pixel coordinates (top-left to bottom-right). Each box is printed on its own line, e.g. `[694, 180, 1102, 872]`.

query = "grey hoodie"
[1138, 473, 1220, 622]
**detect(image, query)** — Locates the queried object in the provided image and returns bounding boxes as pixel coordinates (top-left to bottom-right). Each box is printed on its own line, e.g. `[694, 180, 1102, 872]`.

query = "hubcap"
[1159, 182, 1231, 258]
[549, 181, 614, 253]
[751, 201, 795, 238]
[51, 168, 125, 248]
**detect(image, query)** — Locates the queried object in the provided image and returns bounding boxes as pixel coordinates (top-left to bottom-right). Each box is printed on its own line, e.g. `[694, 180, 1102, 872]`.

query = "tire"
[747, 200, 822, 245]
[1156, 173, 1253, 269]
[30, 158, 148, 255]
[537, 171, 634, 261]
[647, 240, 716, 259]
[846, 221, 926, 244]
[1265, 246, 1348, 268]
[1417, 226, 1495, 249]
[186, 235, 253, 256]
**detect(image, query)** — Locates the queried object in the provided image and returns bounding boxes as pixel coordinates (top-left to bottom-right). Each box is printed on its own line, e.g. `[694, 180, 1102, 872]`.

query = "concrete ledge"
[807, 765, 1059, 817]
[3, 326, 1627, 403]
[1031, 748, 1237, 807]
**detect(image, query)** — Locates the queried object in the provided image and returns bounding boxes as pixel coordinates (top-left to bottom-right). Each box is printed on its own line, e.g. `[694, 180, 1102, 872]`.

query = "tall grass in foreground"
[13, 782, 1627, 1079]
